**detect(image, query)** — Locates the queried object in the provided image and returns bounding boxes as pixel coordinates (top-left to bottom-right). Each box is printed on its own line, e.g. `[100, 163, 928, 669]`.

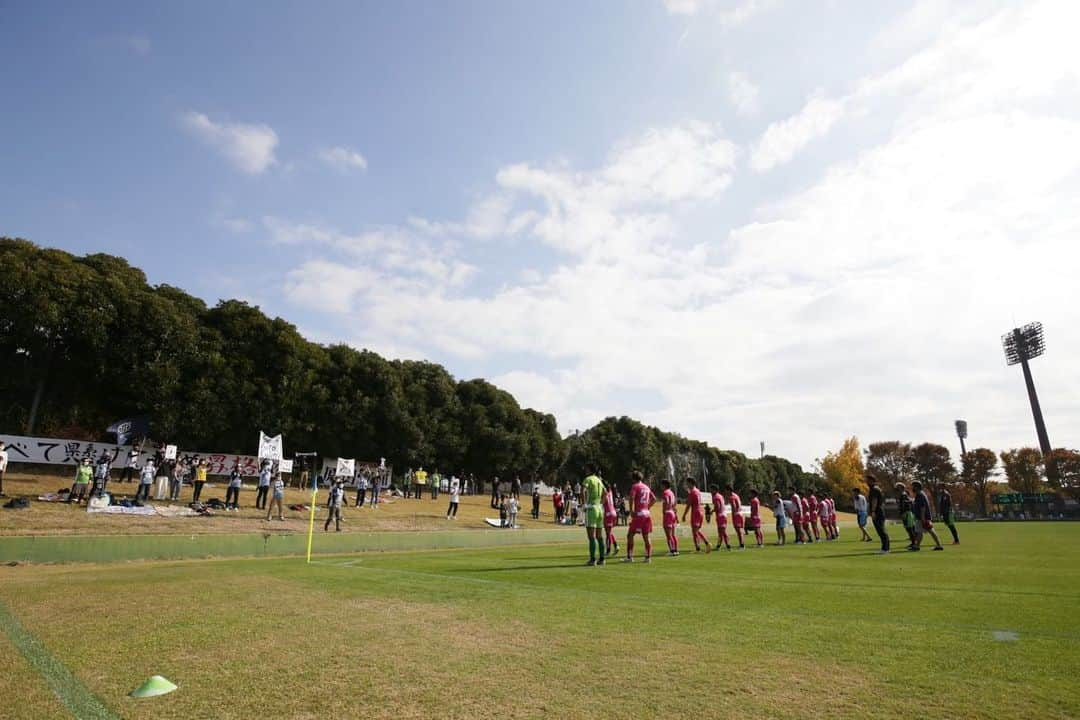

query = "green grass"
[1, 523, 1078, 719]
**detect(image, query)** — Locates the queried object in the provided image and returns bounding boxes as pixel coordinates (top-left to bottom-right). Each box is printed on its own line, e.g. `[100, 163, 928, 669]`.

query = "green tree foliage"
[999, 448, 1045, 495]
[909, 442, 956, 499]
[864, 441, 915, 487]
[1047, 448, 1080, 501]
[961, 448, 998, 517]
[0, 238, 811, 487]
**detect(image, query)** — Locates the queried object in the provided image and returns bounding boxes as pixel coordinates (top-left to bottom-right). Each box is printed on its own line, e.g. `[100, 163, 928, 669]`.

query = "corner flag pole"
[306, 477, 318, 564]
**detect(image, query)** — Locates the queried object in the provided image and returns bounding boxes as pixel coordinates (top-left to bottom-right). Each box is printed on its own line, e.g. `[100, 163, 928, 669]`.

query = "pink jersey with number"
[807, 494, 819, 518]
[749, 496, 761, 528]
[791, 493, 802, 518]
[662, 488, 676, 514]
[631, 482, 655, 516]
[729, 491, 743, 526]
[800, 496, 810, 519]
[712, 491, 727, 526]
[602, 490, 617, 519]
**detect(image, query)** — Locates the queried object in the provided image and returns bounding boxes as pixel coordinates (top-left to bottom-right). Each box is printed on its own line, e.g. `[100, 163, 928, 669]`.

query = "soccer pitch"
[1, 524, 1078, 720]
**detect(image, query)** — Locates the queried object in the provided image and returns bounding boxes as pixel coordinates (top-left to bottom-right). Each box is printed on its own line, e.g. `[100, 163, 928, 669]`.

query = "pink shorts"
[663, 511, 677, 530]
[732, 515, 745, 529]
[604, 514, 617, 529]
[629, 516, 653, 534]
[690, 511, 704, 527]
[716, 515, 728, 528]
[750, 517, 761, 529]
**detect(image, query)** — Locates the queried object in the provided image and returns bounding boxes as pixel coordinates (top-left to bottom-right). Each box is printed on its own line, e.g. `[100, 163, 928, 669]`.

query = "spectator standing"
[490, 476, 500, 509]
[531, 487, 541, 519]
[192, 459, 208, 502]
[266, 471, 285, 521]
[225, 465, 243, 511]
[155, 456, 171, 500]
[136, 460, 155, 503]
[446, 474, 461, 519]
[354, 470, 368, 507]
[867, 474, 890, 554]
[552, 487, 565, 524]
[895, 483, 917, 549]
[71, 457, 93, 504]
[430, 469, 440, 500]
[122, 446, 139, 483]
[413, 467, 428, 500]
[324, 479, 345, 531]
[255, 462, 272, 509]
[93, 451, 113, 498]
[169, 460, 184, 501]
[0, 441, 7, 497]
[370, 471, 381, 508]
[511, 475, 521, 500]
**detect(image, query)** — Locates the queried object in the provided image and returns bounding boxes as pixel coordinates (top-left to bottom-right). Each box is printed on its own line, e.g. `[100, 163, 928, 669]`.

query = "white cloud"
[181, 111, 279, 175]
[222, 217, 254, 233]
[274, 0, 1080, 465]
[726, 71, 760, 116]
[318, 146, 368, 172]
[664, 0, 773, 26]
[749, 93, 846, 172]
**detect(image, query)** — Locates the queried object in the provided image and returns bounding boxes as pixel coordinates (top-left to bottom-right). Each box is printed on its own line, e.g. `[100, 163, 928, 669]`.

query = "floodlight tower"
[1001, 322, 1052, 456]
[954, 420, 968, 458]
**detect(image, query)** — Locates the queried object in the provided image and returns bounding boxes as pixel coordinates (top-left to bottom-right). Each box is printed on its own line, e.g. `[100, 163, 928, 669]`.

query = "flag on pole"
[667, 456, 675, 482]
[702, 457, 708, 484]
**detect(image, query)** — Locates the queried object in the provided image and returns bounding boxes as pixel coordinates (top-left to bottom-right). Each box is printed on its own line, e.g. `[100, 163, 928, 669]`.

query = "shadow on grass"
[452, 563, 592, 573]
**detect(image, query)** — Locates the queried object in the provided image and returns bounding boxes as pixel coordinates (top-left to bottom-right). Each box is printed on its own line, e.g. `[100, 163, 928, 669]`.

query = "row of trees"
[1, 238, 819, 494]
[818, 437, 1080, 516]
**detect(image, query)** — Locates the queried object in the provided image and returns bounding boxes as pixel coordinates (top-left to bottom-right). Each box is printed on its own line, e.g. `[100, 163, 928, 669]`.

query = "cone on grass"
[130, 675, 178, 698]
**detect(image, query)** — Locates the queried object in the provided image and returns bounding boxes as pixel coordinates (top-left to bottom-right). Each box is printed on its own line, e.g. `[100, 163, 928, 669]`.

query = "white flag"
[336, 458, 355, 477]
[279, 459, 294, 473]
[164, 444, 178, 460]
[258, 432, 283, 461]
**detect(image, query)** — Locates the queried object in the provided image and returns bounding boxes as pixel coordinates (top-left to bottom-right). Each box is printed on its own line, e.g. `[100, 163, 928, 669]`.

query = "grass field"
[1, 523, 1078, 719]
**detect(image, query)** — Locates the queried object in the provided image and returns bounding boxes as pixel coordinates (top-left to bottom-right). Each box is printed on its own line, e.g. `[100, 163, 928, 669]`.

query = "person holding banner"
[122, 446, 139, 483]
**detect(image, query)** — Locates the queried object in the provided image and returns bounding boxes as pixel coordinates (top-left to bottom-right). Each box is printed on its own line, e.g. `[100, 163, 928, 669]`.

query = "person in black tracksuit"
[939, 488, 960, 544]
[867, 474, 890, 553]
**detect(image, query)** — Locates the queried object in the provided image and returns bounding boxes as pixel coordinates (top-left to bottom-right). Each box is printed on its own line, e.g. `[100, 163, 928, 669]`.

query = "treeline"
[0, 238, 821, 492]
[818, 437, 1080, 516]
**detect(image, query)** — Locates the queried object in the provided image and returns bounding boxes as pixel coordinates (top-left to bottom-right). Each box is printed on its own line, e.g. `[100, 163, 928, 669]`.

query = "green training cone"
[130, 675, 178, 698]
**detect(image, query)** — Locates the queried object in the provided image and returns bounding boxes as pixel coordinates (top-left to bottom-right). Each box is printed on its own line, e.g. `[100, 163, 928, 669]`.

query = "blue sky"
[3, 0, 1079, 467]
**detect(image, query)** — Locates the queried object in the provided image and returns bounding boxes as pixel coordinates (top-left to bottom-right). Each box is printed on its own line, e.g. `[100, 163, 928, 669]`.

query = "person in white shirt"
[506, 495, 519, 528]
[122, 447, 139, 483]
[446, 474, 461, 519]
[771, 490, 787, 545]
[0, 441, 8, 497]
[852, 488, 871, 542]
[255, 462, 272, 510]
[136, 460, 155, 503]
[353, 471, 369, 507]
[324, 479, 345, 531]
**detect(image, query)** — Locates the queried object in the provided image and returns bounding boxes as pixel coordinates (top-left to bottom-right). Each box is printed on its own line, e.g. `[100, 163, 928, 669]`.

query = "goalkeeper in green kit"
[582, 463, 606, 566]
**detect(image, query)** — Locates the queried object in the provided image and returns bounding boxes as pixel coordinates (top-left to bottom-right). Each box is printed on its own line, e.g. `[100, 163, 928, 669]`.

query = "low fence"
[0, 527, 578, 565]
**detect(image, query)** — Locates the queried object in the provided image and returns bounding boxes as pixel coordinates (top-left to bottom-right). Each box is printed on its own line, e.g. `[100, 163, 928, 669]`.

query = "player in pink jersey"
[790, 490, 805, 543]
[748, 489, 764, 547]
[822, 492, 839, 540]
[602, 481, 619, 556]
[800, 494, 813, 543]
[680, 478, 712, 553]
[710, 484, 731, 550]
[660, 478, 680, 556]
[726, 485, 746, 550]
[624, 470, 656, 563]
[807, 493, 822, 541]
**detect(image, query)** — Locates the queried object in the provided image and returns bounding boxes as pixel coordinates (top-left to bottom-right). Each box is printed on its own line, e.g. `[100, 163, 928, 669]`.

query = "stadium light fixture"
[1001, 322, 1052, 456]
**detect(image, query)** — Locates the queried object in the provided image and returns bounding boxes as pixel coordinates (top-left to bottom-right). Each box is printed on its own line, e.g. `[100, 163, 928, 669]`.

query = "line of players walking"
[578, 466, 958, 565]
